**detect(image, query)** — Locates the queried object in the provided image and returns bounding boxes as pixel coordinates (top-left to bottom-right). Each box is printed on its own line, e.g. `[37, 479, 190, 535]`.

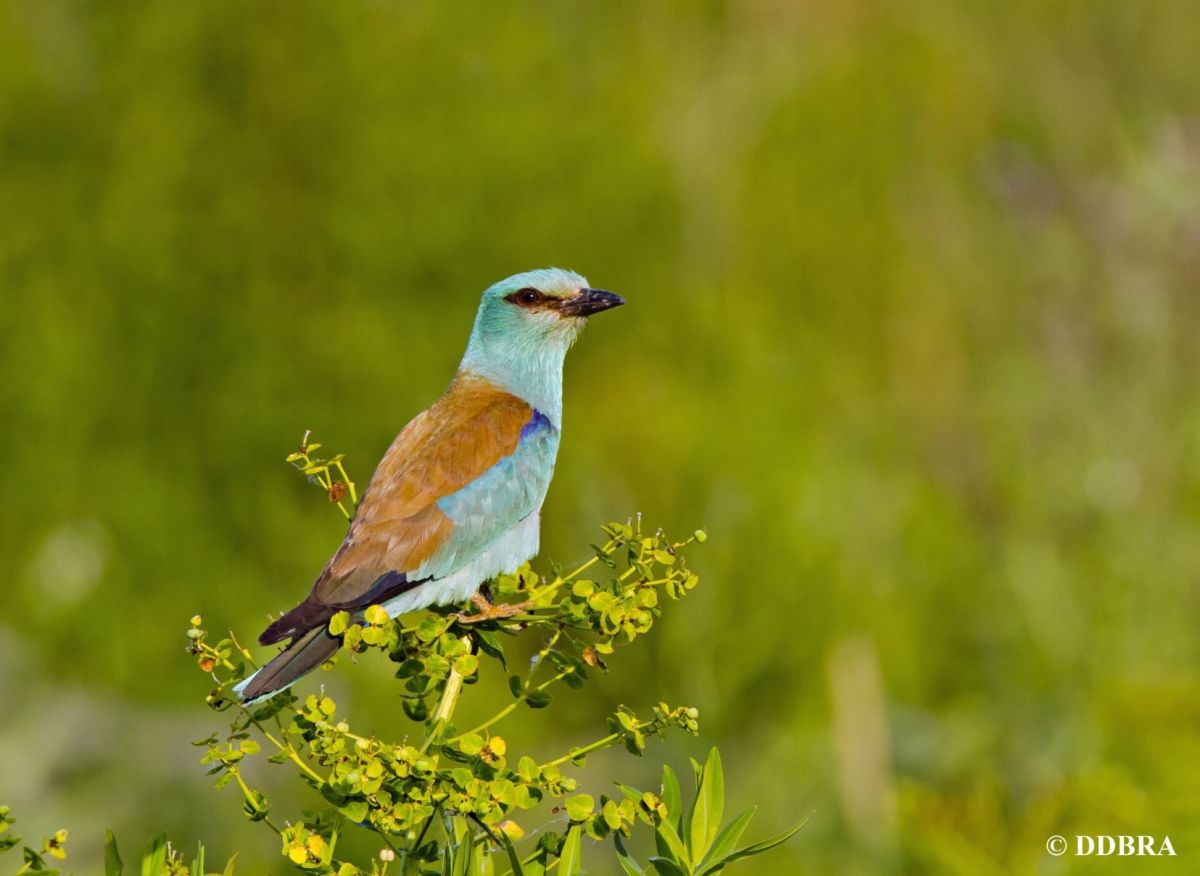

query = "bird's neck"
[458, 335, 568, 429]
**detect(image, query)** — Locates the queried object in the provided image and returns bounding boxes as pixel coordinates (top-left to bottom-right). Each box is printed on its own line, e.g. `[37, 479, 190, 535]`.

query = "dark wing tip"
[258, 622, 289, 646]
[258, 601, 333, 645]
[256, 571, 425, 645]
[240, 626, 340, 701]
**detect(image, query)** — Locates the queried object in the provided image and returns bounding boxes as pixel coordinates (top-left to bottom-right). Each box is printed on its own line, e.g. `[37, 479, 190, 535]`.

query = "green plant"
[0, 806, 67, 875]
[286, 430, 360, 521]
[101, 831, 236, 876]
[181, 433, 802, 874]
[612, 749, 807, 876]
[0, 809, 237, 876]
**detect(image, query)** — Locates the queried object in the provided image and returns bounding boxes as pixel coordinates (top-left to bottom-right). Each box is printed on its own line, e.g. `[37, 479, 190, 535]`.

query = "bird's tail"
[233, 625, 340, 705]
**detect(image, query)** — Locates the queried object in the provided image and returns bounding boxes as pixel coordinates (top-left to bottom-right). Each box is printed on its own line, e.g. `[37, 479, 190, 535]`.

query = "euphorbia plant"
[182, 434, 801, 874]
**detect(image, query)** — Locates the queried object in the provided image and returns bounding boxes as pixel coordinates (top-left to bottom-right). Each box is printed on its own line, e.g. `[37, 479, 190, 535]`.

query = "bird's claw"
[455, 595, 533, 624]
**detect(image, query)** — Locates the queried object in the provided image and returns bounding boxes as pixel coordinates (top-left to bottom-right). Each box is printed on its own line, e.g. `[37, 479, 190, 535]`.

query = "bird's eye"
[508, 288, 542, 306]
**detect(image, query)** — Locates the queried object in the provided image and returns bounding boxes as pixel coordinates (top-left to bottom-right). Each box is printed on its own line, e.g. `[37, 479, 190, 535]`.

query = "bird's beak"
[558, 288, 626, 317]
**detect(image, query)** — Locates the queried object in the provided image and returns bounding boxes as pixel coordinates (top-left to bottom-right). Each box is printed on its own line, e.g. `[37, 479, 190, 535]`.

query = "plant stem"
[228, 629, 260, 669]
[242, 711, 327, 784]
[504, 856, 562, 876]
[537, 718, 658, 770]
[525, 542, 614, 603]
[376, 831, 400, 860]
[451, 701, 521, 741]
[333, 457, 358, 505]
[450, 669, 570, 741]
[226, 764, 276, 829]
[400, 802, 441, 875]
[420, 634, 472, 753]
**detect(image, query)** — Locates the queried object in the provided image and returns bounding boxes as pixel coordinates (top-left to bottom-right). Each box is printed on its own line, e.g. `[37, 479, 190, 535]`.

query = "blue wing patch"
[422, 410, 559, 575]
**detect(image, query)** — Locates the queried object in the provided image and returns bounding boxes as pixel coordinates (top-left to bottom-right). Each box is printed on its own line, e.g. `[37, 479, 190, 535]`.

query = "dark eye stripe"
[505, 288, 544, 306]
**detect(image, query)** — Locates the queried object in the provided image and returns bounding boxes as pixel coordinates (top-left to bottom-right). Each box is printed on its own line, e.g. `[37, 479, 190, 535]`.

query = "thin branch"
[420, 634, 472, 753]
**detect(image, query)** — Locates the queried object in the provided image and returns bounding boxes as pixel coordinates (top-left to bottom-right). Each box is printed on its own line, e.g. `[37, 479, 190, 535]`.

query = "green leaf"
[648, 857, 688, 876]
[104, 830, 123, 876]
[22, 851, 61, 876]
[140, 832, 167, 876]
[614, 834, 646, 875]
[654, 816, 691, 871]
[710, 816, 809, 869]
[697, 807, 755, 873]
[474, 629, 507, 671]
[602, 798, 623, 830]
[339, 799, 368, 822]
[499, 833, 524, 876]
[565, 794, 594, 822]
[558, 825, 583, 876]
[517, 756, 539, 782]
[524, 690, 551, 709]
[523, 851, 548, 876]
[458, 733, 485, 756]
[661, 765, 683, 834]
[448, 817, 475, 876]
[402, 696, 429, 722]
[614, 782, 644, 803]
[454, 832, 474, 876]
[477, 848, 496, 876]
[221, 852, 239, 875]
[328, 611, 351, 636]
[688, 748, 724, 862]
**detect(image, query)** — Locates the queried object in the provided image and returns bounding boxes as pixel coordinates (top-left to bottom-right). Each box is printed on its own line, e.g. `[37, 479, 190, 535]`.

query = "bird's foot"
[455, 593, 532, 624]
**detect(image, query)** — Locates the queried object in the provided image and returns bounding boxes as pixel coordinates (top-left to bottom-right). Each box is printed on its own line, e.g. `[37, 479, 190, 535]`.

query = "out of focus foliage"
[3, 1, 1199, 873]
[0, 805, 68, 875]
[0, 820, 240, 876]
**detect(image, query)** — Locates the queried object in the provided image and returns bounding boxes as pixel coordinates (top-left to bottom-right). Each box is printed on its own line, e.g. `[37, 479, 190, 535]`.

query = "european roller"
[235, 269, 624, 703]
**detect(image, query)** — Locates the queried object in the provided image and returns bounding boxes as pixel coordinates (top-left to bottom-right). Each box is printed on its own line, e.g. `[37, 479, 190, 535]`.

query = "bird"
[234, 268, 624, 703]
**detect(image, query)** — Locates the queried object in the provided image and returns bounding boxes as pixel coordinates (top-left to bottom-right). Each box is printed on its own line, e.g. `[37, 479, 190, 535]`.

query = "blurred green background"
[3, 1, 1200, 873]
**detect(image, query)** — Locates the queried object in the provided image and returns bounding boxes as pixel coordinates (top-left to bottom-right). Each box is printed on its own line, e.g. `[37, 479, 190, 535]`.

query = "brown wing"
[259, 375, 533, 643]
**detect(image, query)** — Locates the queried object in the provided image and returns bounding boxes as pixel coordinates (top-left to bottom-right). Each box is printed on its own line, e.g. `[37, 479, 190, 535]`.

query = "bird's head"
[471, 268, 624, 350]
[465, 267, 623, 361]
[460, 268, 624, 413]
